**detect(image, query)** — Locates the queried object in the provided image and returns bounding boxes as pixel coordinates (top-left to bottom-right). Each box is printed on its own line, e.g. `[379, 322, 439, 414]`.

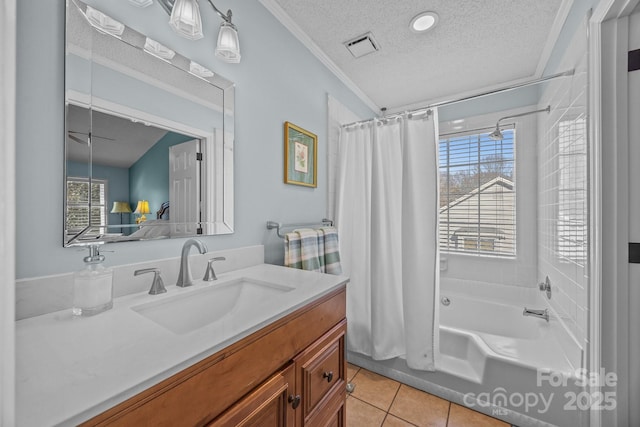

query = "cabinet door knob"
[322, 371, 334, 383]
[288, 394, 301, 409]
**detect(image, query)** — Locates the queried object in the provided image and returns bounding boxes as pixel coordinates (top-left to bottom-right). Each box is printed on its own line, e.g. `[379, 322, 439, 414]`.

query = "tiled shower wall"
[537, 18, 589, 348]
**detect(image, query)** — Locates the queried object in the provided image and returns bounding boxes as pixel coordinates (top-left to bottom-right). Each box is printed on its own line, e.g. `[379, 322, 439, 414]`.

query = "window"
[556, 117, 587, 264]
[439, 128, 516, 257]
[66, 178, 108, 236]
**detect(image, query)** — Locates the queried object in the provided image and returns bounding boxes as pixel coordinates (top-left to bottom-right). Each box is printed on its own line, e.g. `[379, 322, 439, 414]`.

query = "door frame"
[1, 0, 17, 424]
[589, 0, 640, 425]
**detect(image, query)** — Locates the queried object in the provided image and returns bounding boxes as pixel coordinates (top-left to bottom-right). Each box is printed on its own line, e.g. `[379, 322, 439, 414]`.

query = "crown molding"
[258, 0, 380, 112]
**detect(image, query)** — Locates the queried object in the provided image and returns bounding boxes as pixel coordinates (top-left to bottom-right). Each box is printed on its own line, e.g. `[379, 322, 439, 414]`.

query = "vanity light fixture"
[169, 0, 204, 40]
[134, 200, 151, 224]
[410, 11, 438, 33]
[158, 0, 241, 63]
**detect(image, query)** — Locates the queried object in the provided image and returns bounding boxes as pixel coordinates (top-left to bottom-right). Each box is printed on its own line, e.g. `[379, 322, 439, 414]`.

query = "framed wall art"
[284, 121, 317, 187]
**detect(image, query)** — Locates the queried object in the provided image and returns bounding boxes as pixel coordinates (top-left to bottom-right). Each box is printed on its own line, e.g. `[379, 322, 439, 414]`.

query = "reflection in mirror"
[66, 104, 202, 241]
[64, 0, 234, 246]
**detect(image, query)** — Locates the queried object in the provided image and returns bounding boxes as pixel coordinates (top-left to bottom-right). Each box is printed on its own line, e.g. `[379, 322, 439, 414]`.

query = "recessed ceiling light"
[410, 12, 438, 33]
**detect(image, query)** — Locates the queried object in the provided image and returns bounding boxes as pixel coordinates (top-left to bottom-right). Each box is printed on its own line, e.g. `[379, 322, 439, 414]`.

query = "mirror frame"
[64, 0, 235, 247]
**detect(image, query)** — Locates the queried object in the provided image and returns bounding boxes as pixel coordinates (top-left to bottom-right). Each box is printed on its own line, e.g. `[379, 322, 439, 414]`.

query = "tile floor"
[346, 363, 511, 427]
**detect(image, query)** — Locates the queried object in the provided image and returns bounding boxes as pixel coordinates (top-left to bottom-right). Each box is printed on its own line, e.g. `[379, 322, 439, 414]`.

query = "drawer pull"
[322, 371, 334, 383]
[288, 394, 301, 409]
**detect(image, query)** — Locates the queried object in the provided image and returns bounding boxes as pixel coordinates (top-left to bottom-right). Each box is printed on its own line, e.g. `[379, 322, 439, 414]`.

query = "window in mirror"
[66, 178, 108, 237]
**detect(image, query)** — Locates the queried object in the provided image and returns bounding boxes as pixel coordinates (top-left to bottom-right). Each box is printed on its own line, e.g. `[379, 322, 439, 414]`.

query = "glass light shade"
[215, 22, 241, 63]
[169, 0, 204, 40]
[134, 200, 151, 214]
[110, 201, 132, 214]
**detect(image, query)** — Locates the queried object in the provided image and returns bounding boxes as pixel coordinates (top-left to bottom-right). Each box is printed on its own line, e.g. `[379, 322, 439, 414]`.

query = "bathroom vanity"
[16, 263, 348, 426]
[85, 290, 346, 426]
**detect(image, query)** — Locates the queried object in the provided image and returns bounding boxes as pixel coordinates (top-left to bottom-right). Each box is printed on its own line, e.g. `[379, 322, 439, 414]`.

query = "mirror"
[64, 0, 234, 246]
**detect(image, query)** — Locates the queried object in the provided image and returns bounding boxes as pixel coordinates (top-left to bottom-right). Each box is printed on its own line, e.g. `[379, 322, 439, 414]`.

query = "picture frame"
[284, 121, 317, 187]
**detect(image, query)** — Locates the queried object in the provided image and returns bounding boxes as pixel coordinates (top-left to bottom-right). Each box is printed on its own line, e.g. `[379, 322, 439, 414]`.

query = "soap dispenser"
[72, 244, 113, 317]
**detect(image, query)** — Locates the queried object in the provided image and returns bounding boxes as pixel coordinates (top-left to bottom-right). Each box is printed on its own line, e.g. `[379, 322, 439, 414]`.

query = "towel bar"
[266, 219, 334, 238]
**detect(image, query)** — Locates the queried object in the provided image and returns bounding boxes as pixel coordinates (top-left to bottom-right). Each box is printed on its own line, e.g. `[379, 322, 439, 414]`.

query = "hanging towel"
[284, 231, 302, 269]
[297, 228, 322, 272]
[284, 227, 343, 275]
[319, 227, 343, 275]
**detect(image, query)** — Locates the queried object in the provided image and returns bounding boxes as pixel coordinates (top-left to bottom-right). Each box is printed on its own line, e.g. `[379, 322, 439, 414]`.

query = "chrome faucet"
[176, 238, 208, 287]
[523, 307, 549, 322]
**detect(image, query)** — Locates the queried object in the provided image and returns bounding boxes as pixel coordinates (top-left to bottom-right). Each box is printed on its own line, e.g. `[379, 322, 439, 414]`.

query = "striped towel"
[319, 227, 342, 275]
[284, 227, 342, 275]
[284, 229, 321, 272]
[284, 231, 301, 269]
[297, 228, 322, 272]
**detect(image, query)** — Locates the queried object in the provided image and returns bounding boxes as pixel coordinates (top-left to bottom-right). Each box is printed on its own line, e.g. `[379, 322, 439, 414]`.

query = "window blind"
[66, 178, 108, 235]
[439, 128, 516, 257]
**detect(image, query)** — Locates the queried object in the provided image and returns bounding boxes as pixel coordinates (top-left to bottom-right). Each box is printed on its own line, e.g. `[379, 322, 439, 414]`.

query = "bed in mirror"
[64, 0, 234, 247]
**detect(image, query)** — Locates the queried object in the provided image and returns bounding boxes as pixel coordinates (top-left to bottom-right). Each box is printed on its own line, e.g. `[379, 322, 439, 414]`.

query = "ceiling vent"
[344, 32, 380, 58]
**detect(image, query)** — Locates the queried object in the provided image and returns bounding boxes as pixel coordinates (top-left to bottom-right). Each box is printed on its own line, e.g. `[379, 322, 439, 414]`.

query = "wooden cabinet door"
[304, 385, 345, 427]
[294, 320, 346, 426]
[209, 364, 296, 427]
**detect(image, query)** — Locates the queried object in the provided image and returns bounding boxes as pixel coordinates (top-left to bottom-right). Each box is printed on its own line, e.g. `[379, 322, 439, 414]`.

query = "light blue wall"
[15, 0, 374, 278]
[129, 132, 194, 215]
[438, 86, 540, 122]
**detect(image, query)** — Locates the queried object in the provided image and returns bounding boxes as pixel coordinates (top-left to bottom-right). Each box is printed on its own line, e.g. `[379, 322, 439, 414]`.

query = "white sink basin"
[131, 278, 295, 334]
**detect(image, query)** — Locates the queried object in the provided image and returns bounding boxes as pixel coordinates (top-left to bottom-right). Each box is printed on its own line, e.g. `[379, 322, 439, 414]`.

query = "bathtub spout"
[523, 307, 549, 322]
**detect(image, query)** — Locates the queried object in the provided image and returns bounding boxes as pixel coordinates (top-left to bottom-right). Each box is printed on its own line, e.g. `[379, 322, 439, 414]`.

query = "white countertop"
[16, 264, 348, 427]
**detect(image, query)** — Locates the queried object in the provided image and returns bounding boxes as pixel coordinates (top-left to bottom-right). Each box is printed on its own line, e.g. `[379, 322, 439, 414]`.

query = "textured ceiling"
[272, 0, 564, 110]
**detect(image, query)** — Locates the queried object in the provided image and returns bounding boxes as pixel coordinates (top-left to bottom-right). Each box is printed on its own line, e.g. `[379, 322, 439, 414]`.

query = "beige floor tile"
[447, 403, 510, 427]
[350, 369, 401, 411]
[382, 414, 417, 426]
[347, 363, 360, 382]
[347, 396, 387, 427]
[388, 384, 449, 427]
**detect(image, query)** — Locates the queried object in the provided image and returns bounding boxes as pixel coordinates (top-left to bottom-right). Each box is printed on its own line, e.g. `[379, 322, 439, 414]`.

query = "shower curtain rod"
[342, 69, 575, 128]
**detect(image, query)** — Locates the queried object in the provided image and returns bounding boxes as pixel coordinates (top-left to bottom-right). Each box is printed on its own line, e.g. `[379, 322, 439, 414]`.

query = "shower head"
[489, 105, 551, 141]
[489, 127, 504, 140]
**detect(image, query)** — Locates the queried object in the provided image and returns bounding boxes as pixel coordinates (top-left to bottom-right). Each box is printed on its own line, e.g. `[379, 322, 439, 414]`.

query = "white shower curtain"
[335, 111, 439, 371]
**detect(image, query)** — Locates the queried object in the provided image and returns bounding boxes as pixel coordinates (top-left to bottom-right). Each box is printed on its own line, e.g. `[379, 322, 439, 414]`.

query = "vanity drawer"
[295, 320, 346, 424]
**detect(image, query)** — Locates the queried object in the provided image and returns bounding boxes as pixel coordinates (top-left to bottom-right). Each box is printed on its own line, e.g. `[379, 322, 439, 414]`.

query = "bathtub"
[347, 279, 587, 427]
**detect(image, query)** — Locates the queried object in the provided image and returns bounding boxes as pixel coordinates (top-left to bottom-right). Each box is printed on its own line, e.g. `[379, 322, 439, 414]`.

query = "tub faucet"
[523, 307, 549, 322]
[177, 238, 208, 287]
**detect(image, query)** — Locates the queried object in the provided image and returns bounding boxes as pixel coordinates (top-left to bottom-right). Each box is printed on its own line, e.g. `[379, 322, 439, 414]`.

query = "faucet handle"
[135, 268, 167, 295]
[204, 257, 226, 281]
